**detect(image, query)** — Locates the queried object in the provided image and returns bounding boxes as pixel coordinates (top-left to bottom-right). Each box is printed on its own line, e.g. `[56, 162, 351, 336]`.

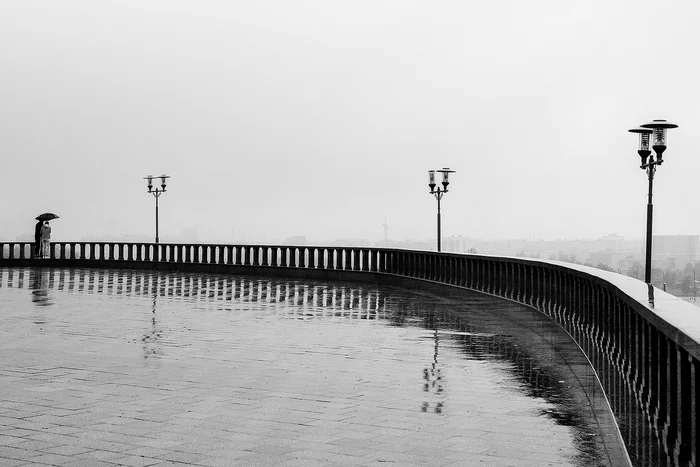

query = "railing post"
[249, 247, 257, 266]
[18, 243, 27, 259]
[676, 349, 694, 464]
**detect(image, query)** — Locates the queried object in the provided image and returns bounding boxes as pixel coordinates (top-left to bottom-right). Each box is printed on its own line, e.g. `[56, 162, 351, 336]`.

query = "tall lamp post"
[144, 174, 171, 243]
[628, 119, 678, 302]
[428, 168, 455, 252]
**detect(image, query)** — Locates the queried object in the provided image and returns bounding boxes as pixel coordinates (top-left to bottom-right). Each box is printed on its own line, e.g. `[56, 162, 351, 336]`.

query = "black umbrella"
[35, 213, 59, 221]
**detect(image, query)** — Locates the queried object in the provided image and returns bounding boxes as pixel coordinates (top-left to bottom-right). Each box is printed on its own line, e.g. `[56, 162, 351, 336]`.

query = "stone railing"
[1, 241, 698, 467]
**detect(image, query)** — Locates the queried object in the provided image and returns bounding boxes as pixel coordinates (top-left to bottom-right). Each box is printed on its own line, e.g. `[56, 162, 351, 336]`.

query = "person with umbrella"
[40, 221, 52, 258]
[34, 219, 43, 258]
[34, 213, 59, 259]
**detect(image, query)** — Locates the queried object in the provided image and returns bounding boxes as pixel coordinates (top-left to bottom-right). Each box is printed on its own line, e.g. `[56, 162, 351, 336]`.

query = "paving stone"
[20, 452, 74, 465]
[109, 454, 163, 466]
[0, 268, 628, 466]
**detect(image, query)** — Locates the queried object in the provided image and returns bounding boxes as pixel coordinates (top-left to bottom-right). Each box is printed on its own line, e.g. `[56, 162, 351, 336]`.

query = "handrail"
[1, 240, 698, 466]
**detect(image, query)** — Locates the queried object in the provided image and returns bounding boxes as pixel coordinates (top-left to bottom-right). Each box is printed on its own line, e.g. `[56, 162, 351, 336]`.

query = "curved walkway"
[1, 267, 627, 466]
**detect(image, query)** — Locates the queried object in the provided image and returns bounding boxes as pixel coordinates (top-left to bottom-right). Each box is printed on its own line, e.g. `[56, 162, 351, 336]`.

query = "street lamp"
[628, 119, 678, 301]
[428, 168, 455, 252]
[144, 174, 171, 243]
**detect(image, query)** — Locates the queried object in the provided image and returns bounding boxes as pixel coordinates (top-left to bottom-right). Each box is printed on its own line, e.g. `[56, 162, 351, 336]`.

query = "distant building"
[652, 235, 699, 270]
[442, 235, 474, 254]
[601, 233, 625, 251]
[588, 251, 613, 268]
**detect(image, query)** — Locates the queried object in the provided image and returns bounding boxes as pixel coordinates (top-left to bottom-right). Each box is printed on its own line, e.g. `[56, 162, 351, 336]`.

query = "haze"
[2, 1, 699, 245]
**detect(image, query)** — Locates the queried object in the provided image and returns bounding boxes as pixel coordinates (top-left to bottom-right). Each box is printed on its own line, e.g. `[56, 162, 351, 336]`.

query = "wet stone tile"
[0, 267, 627, 466]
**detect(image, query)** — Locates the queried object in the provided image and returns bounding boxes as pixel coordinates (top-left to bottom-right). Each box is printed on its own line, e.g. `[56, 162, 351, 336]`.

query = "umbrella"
[35, 213, 59, 221]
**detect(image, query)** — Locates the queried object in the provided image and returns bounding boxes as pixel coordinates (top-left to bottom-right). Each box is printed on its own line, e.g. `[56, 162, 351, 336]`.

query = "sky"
[1, 0, 699, 244]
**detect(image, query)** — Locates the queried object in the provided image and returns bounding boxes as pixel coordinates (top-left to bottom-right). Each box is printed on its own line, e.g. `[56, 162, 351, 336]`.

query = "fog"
[2, 0, 698, 244]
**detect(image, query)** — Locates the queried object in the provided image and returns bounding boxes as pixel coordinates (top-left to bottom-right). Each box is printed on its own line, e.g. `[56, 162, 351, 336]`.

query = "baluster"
[232, 246, 241, 266]
[292, 248, 299, 268]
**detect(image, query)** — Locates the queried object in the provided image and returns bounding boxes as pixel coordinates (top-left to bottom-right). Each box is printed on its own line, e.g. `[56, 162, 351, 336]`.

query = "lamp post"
[628, 119, 678, 302]
[428, 168, 455, 252]
[144, 174, 170, 243]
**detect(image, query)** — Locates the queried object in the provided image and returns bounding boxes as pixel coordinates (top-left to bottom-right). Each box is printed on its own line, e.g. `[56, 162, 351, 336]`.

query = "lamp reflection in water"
[142, 274, 162, 361]
[422, 310, 444, 414]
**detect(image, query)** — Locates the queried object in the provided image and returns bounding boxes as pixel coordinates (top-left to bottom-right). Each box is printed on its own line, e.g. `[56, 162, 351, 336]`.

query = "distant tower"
[382, 217, 389, 247]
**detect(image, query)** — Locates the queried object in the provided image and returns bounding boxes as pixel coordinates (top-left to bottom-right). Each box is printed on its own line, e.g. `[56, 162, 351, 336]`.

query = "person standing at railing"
[40, 221, 51, 259]
[34, 220, 43, 259]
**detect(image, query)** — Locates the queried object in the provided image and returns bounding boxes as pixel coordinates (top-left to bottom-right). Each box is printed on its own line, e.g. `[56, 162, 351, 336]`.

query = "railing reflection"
[0, 268, 390, 320]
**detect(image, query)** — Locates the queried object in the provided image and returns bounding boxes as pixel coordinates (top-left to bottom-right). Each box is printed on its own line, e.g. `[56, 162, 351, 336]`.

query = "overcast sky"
[1, 0, 698, 244]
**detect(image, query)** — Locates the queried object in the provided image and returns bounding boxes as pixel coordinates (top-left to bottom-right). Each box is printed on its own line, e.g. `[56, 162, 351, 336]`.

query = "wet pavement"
[0, 267, 625, 466]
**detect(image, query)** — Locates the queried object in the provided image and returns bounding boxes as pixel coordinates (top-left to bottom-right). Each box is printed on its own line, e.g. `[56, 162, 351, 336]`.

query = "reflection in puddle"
[1, 267, 627, 466]
[28, 268, 53, 309]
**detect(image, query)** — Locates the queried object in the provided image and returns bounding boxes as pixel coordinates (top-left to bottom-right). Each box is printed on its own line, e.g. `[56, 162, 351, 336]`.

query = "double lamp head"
[629, 119, 678, 168]
[428, 168, 455, 194]
[144, 174, 170, 193]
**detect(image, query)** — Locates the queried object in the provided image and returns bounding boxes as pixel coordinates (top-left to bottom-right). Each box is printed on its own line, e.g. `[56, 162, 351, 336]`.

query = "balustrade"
[0, 240, 698, 467]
